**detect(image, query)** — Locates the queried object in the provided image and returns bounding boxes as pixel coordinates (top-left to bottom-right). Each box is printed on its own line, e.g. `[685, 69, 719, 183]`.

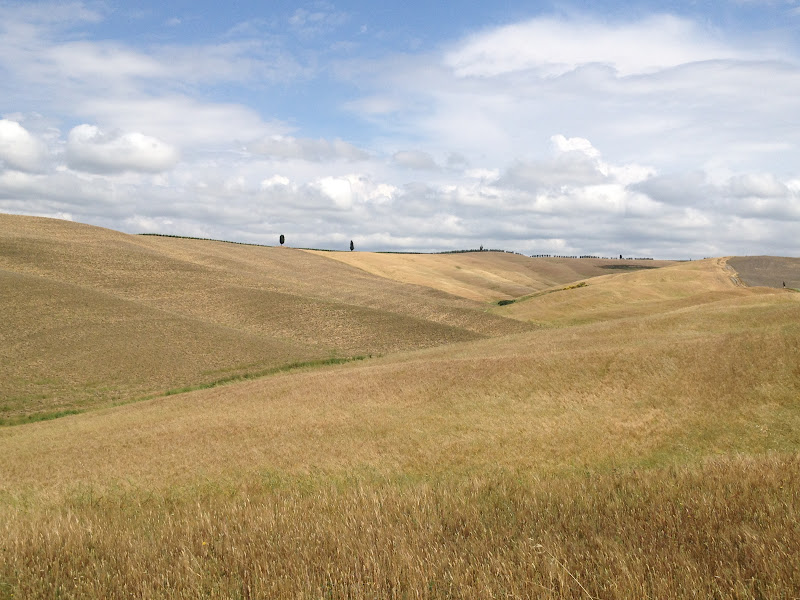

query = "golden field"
[1, 215, 530, 423]
[1, 214, 799, 598]
[311, 249, 675, 302]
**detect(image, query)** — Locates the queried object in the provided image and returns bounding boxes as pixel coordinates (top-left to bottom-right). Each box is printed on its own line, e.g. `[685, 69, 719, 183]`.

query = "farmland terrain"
[312, 249, 674, 302]
[1, 214, 799, 598]
[728, 255, 800, 289]
[1, 215, 537, 423]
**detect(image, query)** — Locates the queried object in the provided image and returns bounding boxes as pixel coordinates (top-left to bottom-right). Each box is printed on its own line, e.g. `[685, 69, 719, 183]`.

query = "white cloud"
[393, 150, 439, 170]
[248, 135, 369, 162]
[728, 173, 789, 198]
[316, 176, 353, 209]
[80, 96, 284, 149]
[261, 174, 291, 188]
[66, 124, 179, 174]
[499, 134, 653, 192]
[47, 41, 166, 82]
[0, 119, 47, 171]
[2, 4, 800, 259]
[444, 15, 775, 78]
[464, 168, 499, 181]
[551, 135, 600, 157]
[311, 174, 397, 210]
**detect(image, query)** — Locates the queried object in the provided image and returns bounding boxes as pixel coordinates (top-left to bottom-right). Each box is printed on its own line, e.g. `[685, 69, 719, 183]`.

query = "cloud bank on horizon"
[1, 0, 799, 258]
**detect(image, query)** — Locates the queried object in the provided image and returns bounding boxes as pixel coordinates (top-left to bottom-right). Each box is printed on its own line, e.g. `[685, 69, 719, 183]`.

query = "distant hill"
[309, 249, 676, 302]
[493, 257, 770, 326]
[727, 256, 800, 289]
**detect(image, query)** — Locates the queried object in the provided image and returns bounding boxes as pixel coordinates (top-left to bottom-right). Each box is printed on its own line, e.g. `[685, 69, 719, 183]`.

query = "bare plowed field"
[728, 255, 800, 289]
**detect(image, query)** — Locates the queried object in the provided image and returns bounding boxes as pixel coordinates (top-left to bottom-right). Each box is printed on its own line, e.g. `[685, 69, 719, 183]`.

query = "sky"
[1, 0, 800, 258]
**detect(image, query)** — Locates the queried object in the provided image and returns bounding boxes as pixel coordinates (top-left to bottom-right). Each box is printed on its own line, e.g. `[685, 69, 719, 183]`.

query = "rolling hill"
[310, 248, 675, 302]
[2, 214, 799, 598]
[492, 256, 774, 326]
[1, 214, 533, 422]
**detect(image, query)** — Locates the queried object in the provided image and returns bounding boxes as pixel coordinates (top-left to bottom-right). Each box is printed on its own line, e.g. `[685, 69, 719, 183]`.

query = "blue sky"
[2, 0, 800, 258]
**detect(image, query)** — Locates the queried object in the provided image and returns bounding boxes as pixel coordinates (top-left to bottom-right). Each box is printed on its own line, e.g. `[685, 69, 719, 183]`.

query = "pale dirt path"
[721, 257, 747, 287]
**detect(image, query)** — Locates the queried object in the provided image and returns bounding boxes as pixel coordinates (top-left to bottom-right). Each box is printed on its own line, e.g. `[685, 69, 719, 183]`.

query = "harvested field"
[2, 215, 799, 598]
[493, 257, 765, 326]
[0, 214, 529, 421]
[728, 255, 800, 289]
[311, 248, 676, 302]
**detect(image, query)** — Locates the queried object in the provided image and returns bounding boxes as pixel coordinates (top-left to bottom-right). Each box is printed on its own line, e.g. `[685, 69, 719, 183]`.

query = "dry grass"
[312, 249, 675, 302]
[494, 257, 774, 326]
[3, 281, 798, 492]
[2, 215, 800, 597]
[2, 454, 799, 599]
[0, 215, 528, 420]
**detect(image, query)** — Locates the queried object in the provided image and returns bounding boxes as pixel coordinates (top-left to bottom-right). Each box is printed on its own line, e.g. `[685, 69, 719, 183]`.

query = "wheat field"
[1, 215, 799, 598]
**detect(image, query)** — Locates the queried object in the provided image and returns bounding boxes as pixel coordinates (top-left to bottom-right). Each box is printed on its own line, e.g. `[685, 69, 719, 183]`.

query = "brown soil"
[727, 256, 800, 289]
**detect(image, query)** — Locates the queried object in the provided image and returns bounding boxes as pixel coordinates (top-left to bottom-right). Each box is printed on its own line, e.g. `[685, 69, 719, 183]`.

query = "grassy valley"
[1, 215, 799, 598]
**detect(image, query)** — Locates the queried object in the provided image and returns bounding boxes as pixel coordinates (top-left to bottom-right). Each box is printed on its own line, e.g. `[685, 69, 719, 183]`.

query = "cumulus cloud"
[2, 3, 800, 259]
[311, 174, 396, 210]
[346, 15, 798, 178]
[66, 125, 179, 174]
[0, 119, 47, 171]
[315, 176, 354, 209]
[502, 154, 607, 191]
[261, 174, 290, 188]
[551, 135, 600, 157]
[499, 135, 652, 192]
[248, 136, 369, 162]
[632, 172, 716, 207]
[727, 173, 789, 198]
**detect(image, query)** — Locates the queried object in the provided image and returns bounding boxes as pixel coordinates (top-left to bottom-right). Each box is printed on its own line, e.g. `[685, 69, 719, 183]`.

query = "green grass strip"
[159, 355, 370, 397]
[2, 356, 371, 428]
[0, 409, 84, 427]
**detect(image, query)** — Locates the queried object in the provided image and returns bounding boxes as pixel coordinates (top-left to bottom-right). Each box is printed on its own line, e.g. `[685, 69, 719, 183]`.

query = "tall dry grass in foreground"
[2, 288, 800, 598]
[2, 454, 799, 599]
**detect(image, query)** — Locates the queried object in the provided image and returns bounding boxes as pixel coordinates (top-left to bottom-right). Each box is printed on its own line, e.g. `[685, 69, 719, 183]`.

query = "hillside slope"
[0, 215, 530, 421]
[310, 249, 676, 302]
[3, 223, 799, 597]
[5, 252, 793, 487]
[3, 279, 796, 491]
[492, 257, 781, 326]
[728, 255, 800, 289]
